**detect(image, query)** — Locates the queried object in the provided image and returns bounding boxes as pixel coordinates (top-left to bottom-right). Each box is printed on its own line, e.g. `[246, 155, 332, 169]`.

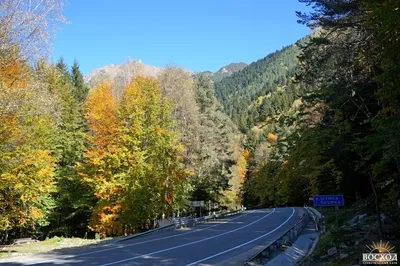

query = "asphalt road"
[0, 207, 303, 266]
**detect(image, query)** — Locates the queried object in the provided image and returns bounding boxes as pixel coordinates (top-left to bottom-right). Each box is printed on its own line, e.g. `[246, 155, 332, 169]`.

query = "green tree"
[71, 60, 90, 103]
[38, 62, 94, 237]
[56, 57, 71, 84]
[291, 0, 400, 234]
[193, 74, 238, 204]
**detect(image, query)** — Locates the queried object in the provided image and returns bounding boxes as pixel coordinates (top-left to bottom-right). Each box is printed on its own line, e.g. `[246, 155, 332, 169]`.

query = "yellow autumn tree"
[0, 50, 58, 231]
[80, 78, 190, 237]
[118, 76, 189, 230]
[0, 48, 30, 88]
[223, 143, 249, 209]
[84, 82, 119, 149]
[78, 82, 123, 236]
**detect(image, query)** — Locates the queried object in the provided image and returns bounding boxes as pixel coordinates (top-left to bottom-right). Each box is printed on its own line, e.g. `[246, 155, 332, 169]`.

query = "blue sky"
[52, 0, 312, 75]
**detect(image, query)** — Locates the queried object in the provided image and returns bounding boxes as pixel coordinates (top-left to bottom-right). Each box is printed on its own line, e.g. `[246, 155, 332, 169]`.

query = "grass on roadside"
[0, 236, 103, 258]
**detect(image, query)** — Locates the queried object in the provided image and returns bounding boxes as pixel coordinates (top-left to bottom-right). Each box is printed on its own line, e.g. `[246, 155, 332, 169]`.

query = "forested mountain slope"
[223, 1, 400, 246]
[1, 0, 399, 250]
[214, 43, 303, 131]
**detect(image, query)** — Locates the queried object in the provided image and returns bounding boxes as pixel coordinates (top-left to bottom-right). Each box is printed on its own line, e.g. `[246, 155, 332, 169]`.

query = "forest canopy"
[1, 0, 399, 242]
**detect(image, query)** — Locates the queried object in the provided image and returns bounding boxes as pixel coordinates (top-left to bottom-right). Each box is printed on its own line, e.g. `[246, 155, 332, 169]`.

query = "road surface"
[0, 207, 303, 266]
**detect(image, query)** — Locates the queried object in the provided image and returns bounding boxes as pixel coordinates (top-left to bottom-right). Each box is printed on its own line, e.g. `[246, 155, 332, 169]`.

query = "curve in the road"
[101, 208, 279, 266]
[3, 208, 300, 266]
[185, 207, 295, 265]
[27, 210, 255, 265]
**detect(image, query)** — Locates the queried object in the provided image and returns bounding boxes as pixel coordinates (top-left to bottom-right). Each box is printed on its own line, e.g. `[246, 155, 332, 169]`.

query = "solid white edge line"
[100, 209, 276, 266]
[25, 210, 254, 265]
[185, 207, 296, 266]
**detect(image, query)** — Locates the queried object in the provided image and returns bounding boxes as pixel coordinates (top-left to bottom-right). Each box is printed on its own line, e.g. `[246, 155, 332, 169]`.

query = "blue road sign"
[313, 195, 344, 206]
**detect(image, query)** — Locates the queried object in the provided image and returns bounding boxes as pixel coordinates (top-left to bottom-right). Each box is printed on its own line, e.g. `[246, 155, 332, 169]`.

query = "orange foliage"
[267, 133, 278, 143]
[89, 203, 124, 237]
[84, 82, 118, 149]
[242, 149, 252, 160]
[0, 52, 30, 88]
[81, 77, 189, 236]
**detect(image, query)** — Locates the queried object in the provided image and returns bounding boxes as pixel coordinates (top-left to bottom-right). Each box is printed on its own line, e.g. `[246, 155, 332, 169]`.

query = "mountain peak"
[212, 62, 248, 82]
[84, 59, 163, 88]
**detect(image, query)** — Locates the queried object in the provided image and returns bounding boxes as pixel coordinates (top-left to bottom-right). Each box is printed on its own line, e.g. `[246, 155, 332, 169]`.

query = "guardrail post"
[306, 207, 325, 234]
[288, 229, 294, 241]
[269, 244, 276, 252]
[261, 250, 269, 258]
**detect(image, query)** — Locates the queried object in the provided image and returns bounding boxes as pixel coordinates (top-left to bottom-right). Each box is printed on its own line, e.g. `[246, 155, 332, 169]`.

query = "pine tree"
[193, 74, 238, 203]
[71, 60, 89, 103]
[56, 57, 71, 84]
[37, 62, 93, 237]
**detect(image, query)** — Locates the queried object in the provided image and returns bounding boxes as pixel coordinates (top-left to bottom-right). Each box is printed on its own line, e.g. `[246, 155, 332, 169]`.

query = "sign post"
[190, 201, 205, 217]
[313, 195, 344, 227]
[335, 206, 339, 226]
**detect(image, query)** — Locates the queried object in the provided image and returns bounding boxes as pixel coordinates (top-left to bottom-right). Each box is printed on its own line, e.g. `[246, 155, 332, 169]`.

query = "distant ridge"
[84, 58, 163, 89]
[212, 62, 248, 82]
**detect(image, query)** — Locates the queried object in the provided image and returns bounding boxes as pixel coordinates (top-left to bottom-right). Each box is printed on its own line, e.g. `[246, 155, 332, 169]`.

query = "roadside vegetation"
[303, 200, 400, 266]
[1, 1, 399, 262]
[0, 0, 244, 242]
[0, 237, 103, 258]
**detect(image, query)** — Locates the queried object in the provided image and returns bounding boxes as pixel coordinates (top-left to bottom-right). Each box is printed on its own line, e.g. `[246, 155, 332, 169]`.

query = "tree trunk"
[367, 172, 383, 236]
[358, 151, 383, 236]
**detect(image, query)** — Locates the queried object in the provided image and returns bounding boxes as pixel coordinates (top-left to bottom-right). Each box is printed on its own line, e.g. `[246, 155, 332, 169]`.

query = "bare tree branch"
[0, 0, 67, 60]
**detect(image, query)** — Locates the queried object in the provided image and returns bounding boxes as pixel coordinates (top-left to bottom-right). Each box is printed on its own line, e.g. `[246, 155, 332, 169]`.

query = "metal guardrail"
[174, 209, 243, 228]
[244, 208, 309, 265]
[115, 223, 176, 243]
[305, 207, 325, 233]
[115, 209, 244, 243]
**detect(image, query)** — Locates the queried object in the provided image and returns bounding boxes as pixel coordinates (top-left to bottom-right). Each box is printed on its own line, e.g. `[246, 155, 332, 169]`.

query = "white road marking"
[24, 211, 254, 265]
[186, 207, 295, 266]
[100, 208, 277, 266]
